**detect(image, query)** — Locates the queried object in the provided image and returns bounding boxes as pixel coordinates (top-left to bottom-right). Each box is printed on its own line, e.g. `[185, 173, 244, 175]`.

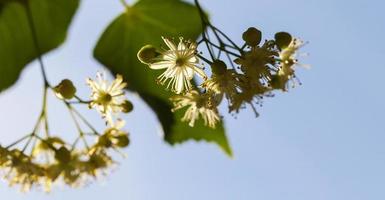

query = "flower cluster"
[138, 27, 307, 129]
[0, 72, 132, 192]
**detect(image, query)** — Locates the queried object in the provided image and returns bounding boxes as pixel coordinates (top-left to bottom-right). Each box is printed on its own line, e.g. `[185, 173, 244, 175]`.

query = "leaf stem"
[25, 1, 50, 87]
[119, 0, 129, 8]
[194, 0, 215, 60]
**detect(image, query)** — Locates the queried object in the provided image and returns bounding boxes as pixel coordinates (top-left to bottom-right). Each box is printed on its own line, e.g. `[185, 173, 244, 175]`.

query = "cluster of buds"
[138, 27, 307, 129]
[0, 72, 132, 191]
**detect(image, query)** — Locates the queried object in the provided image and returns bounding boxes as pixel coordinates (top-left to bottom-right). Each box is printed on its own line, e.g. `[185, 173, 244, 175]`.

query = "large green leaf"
[94, 0, 232, 156]
[0, 0, 79, 92]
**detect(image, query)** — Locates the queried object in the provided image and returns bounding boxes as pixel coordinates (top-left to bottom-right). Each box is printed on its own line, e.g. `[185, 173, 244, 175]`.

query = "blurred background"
[1, 0, 385, 199]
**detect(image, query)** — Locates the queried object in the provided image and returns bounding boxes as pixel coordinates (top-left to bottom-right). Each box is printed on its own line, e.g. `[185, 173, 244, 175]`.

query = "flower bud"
[275, 32, 292, 49]
[270, 75, 289, 91]
[137, 45, 159, 64]
[55, 147, 71, 163]
[54, 79, 77, 100]
[211, 60, 227, 75]
[114, 134, 130, 148]
[46, 165, 62, 181]
[37, 137, 65, 152]
[242, 27, 262, 46]
[97, 135, 112, 148]
[121, 100, 134, 113]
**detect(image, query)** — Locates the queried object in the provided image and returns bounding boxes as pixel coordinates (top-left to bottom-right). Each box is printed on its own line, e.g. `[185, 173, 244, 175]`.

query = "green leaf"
[0, 0, 79, 92]
[94, 0, 232, 156]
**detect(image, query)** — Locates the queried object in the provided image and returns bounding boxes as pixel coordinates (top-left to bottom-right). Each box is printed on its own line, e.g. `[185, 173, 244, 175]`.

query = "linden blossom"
[148, 37, 207, 94]
[87, 72, 128, 126]
[170, 90, 221, 129]
[201, 60, 243, 101]
[278, 38, 310, 77]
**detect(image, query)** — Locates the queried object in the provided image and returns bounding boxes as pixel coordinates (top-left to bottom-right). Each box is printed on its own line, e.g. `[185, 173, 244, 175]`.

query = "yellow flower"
[4, 150, 45, 192]
[202, 70, 242, 100]
[171, 90, 220, 128]
[228, 76, 271, 114]
[201, 60, 241, 101]
[149, 37, 207, 94]
[87, 72, 127, 125]
[93, 120, 130, 149]
[278, 38, 309, 77]
[235, 41, 276, 81]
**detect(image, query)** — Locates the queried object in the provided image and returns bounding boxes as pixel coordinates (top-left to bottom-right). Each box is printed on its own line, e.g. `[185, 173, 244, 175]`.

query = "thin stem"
[205, 39, 241, 57]
[74, 95, 91, 104]
[33, 134, 57, 151]
[67, 96, 91, 105]
[225, 52, 236, 70]
[120, 0, 129, 8]
[67, 105, 90, 149]
[194, 0, 242, 55]
[225, 43, 241, 51]
[249, 103, 260, 118]
[42, 87, 50, 136]
[194, 0, 215, 60]
[194, 0, 209, 24]
[22, 136, 34, 153]
[71, 108, 100, 136]
[67, 101, 89, 105]
[241, 43, 247, 50]
[210, 25, 242, 51]
[64, 101, 99, 135]
[29, 137, 37, 156]
[204, 28, 218, 58]
[197, 54, 213, 65]
[65, 104, 83, 134]
[80, 136, 90, 150]
[25, 2, 52, 141]
[5, 134, 33, 149]
[71, 137, 80, 151]
[25, 2, 50, 87]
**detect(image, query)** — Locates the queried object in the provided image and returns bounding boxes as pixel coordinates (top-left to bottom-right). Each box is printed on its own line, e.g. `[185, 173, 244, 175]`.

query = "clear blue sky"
[1, 0, 385, 199]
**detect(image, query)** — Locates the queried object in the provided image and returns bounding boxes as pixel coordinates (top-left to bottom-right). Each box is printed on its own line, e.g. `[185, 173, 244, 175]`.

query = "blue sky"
[1, 0, 385, 199]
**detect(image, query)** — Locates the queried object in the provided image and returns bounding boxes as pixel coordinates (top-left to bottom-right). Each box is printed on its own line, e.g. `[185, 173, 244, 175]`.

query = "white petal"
[178, 38, 187, 51]
[162, 37, 176, 51]
[192, 66, 207, 79]
[163, 51, 177, 60]
[188, 56, 198, 63]
[184, 67, 194, 79]
[175, 74, 185, 94]
[149, 61, 173, 69]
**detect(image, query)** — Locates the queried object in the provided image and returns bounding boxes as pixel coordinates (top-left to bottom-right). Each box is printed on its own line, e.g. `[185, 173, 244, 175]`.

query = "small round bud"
[46, 165, 62, 181]
[211, 60, 227, 75]
[114, 134, 130, 148]
[270, 75, 288, 91]
[54, 79, 77, 100]
[242, 27, 262, 46]
[121, 100, 134, 113]
[37, 137, 65, 151]
[275, 32, 292, 49]
[55, 147, 71, 163]
[137, 45, 159, 64]
[97, 135, 112, 148]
